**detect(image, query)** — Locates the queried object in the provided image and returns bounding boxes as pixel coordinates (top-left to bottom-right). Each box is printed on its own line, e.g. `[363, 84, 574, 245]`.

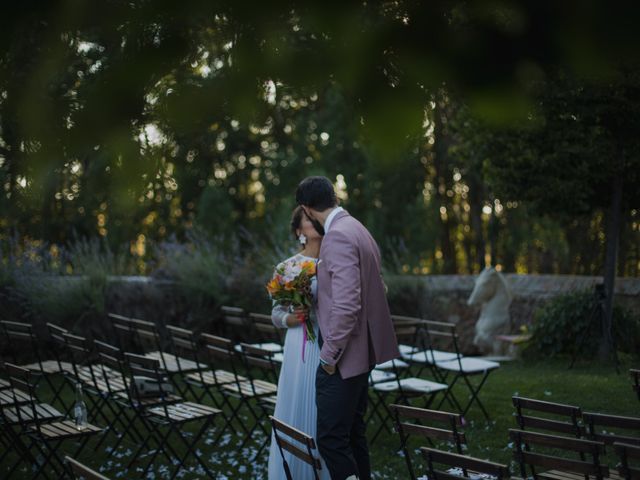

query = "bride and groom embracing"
[267, 176, 400, 480]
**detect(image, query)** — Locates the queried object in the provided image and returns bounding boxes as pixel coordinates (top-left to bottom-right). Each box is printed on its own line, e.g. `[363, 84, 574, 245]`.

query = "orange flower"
[266, 278, 280, 295]
[284, 281, 295, 291]
[301, 260, 316, 275]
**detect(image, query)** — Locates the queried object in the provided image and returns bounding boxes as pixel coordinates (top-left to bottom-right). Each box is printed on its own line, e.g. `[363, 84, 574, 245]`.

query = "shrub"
[526, 289, 640, 359]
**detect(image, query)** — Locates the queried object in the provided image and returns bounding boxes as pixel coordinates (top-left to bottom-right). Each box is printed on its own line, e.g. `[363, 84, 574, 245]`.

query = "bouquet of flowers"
[266, 258, 317, 348]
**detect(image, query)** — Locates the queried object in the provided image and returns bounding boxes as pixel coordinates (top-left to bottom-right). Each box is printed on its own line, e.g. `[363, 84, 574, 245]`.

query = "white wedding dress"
[267, 253, 331, 480]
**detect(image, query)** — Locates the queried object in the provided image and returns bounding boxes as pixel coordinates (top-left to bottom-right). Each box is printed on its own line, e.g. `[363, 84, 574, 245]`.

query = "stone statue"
[467, 267, 512, 355]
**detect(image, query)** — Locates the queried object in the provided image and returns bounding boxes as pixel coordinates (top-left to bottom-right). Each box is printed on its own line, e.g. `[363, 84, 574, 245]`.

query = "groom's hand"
[321, 363, 336, 375]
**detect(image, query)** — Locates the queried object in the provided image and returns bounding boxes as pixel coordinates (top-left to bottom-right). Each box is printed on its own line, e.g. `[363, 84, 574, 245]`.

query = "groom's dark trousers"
[316, 364, 371, 480]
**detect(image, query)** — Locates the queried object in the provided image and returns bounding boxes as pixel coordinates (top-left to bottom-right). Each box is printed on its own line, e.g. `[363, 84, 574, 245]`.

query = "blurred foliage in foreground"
[1, 1, 639, 276]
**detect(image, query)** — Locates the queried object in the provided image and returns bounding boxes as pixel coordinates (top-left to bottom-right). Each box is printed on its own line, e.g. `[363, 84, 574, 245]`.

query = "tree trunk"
[599, 162, 623, 359]
[467, 167, 486, 272]
[433, 91, 457, 274]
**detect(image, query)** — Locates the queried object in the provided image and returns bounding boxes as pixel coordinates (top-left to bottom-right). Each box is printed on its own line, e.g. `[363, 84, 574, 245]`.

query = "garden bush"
[526, 289, 640, 358]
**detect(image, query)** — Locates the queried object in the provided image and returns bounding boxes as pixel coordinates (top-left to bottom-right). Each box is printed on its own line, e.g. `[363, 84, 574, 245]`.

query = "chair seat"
[260, 395, 278, 406]
[22, 360, 73, 374]
[537, 470, 617, 480]
[399, 344, 459, 363]
[147, 401, 221, 423]
[223, 379, 277, 397]
[143, 351, 207, 373]
[0, 388, 32, 406]
[3, 403, 63, 424]
[117, 391, 182, 407]
[0, 378, 10, 389]
[185, 369, 246, 386]
[33, 420, 102, 440]
[376, 359, 410, 370]
[373, 377, 448, 394]
[234, 342, 283, 353]
[369, 369, 397, 385]
[77, 369, 127, 393]
[436, 357, 500, 373]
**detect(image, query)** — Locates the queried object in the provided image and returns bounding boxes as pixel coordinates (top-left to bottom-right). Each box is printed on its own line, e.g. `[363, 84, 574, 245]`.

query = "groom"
[296, 176, 400, 480]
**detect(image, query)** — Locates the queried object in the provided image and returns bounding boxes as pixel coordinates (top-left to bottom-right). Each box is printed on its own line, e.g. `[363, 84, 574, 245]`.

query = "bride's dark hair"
[290, 206, 304, 240]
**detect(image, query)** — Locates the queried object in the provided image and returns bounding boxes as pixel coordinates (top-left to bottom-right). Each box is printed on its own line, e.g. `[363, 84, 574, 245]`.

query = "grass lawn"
[2, 355, 637, 479]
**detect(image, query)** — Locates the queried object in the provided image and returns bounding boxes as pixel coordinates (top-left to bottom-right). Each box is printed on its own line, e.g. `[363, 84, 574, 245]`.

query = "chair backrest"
[391, 316, 422, 346]
[391, 404, 466, 480]
[165, 324, 202, 371]
[421, 319, 462, 358]
[239, 342, 279, 384]
[3, 362, 42, 427]
[391, 404, 466, 450]
[0, 320, 43, 365]
[45, 322, 70, 369]
[512, 396, 583, 437]
[201, 333, 235, 362]
[94, 340, 129, 394]
[65, 456, 111, 480]
[614, 442, 640, 480]
[631, 369, 640, 402]
[509, 428, 609, 480]
[221, 305, 251, 340]
[583, 412, 640, 446]
[123, 352, 173, 407]
[270, 416, 322, 480]
[421, 447, 510, 480]
[62, 332, 97, 384]
[108, 313, 162, 354]
[248, 312, 284, 344]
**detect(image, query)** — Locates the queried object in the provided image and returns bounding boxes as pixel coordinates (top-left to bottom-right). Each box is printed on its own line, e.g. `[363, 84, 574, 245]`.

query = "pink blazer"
[316, 210, 399, 379]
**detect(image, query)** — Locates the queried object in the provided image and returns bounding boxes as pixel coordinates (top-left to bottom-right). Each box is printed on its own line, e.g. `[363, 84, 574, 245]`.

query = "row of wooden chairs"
[0, 316, 282, 477]
[277, 394, 640, 480]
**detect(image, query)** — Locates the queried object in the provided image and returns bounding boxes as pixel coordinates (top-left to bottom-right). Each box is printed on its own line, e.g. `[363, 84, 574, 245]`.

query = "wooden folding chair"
[93, 339, 164, 458]
[390, 404, 467, 480]
[123, 352, 222, 479]
[509, 428, 609, 480]
[247, 312, 285, 352]
[200, 333, 254, 441]
[368, 320, 448, 444]
[426, 319, 500, 420]
[221, 305, 252, 341]
[393, 315, 458, 379]
[0, 360, 63, 478]
[582, 411, 640, 446]
[631, 369, 640, 402]
[368, 366, 448, 445]
[614, 442, 640, 480]
[108, 313, 201, 398]
[1, 320, 72, 412]
[60, 332, 136, 454]
[3, 362, 102, 479]
[421, 447, 510, 480]
[162, 324, 210, 398]
[65, 455, 111, 480]
[270, 415, 323, 480]
[512, 396, 584, 437]
[236, 342, 279, 457]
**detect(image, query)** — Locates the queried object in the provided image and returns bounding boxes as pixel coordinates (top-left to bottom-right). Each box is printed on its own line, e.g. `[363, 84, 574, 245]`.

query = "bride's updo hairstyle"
[290, 206, 305, 240]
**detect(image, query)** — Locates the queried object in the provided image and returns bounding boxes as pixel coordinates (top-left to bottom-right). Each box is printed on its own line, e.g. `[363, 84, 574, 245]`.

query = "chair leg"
[460, 372, 493, 420]
[169, 418, 217, 479]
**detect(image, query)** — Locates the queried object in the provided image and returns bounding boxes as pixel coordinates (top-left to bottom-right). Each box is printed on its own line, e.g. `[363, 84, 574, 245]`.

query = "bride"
[267, 206, 331, 480]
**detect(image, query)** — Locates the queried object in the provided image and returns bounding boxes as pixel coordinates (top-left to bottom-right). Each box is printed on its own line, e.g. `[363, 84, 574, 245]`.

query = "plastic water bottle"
[74, 382, 87, 430]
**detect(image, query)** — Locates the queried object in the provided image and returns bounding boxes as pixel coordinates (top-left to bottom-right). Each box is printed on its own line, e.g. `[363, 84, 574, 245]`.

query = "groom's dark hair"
[295, 176, 337, 211]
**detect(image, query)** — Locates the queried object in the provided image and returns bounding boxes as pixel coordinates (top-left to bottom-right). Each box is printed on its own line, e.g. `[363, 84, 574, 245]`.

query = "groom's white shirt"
[323, 206, 344, 233]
